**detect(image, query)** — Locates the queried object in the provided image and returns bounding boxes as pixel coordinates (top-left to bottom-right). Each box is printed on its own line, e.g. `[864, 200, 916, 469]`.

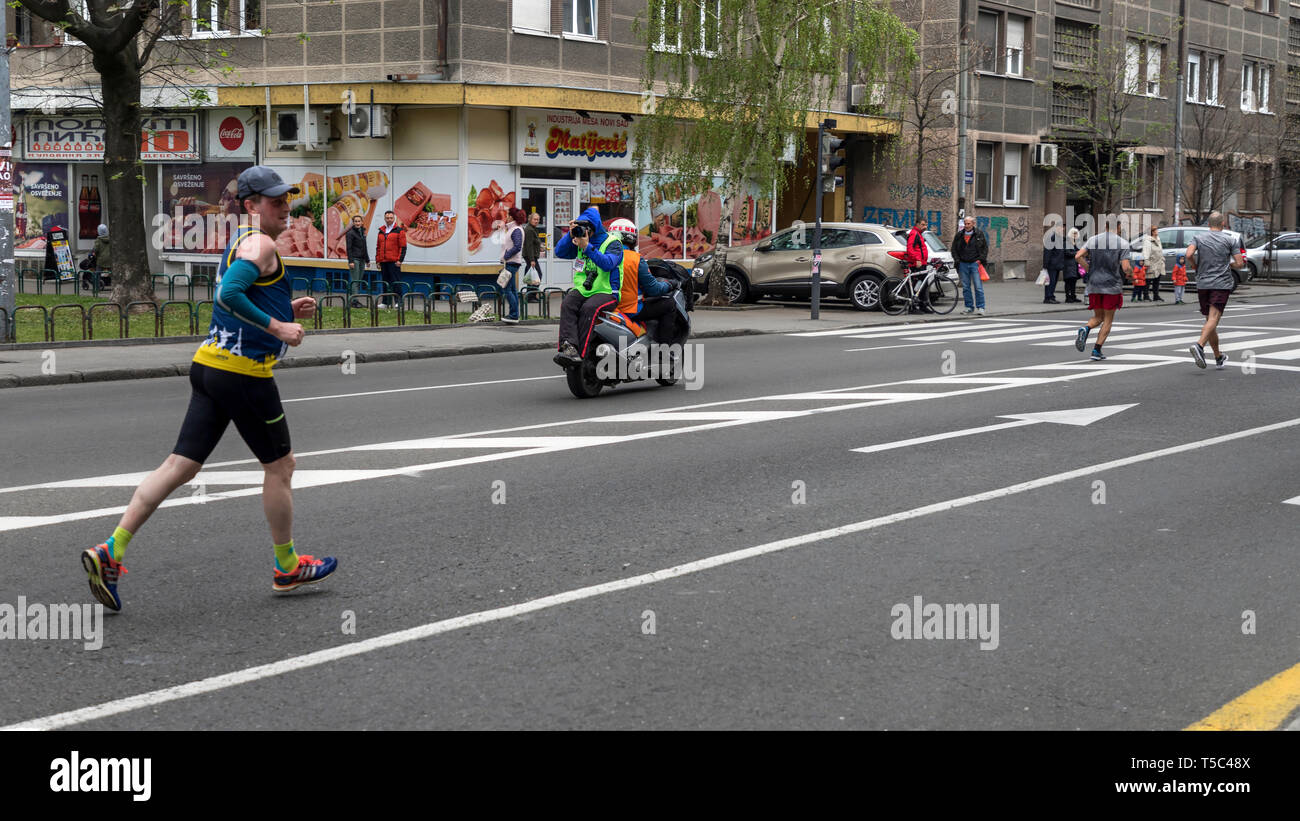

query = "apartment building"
[6, 1, 884, 284]
[858, 0, 1294, 280]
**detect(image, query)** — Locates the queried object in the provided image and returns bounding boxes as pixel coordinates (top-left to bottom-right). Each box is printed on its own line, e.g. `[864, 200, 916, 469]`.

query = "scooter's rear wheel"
[566, 359, 604, 398]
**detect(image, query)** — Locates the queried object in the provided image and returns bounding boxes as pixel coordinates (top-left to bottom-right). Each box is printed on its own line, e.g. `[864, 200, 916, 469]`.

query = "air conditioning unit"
[850, 82, 888, 109]
[1230, 152, 1247, 170]
[1033, 143, 1059, 167]
[275, 109, 331, 149]
[346, 104, 391, 139]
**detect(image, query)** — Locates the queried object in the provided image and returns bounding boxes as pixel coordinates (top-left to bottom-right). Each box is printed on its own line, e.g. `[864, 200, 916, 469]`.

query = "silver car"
[1243, 233, 1300, 279]
[1128, 226, 1247, 288]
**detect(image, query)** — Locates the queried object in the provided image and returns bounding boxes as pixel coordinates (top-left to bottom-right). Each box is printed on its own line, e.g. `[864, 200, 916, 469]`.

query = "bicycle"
[879, 260, 958, 316]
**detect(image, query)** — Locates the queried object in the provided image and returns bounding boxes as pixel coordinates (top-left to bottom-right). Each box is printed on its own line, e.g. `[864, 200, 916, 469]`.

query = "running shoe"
[1074, 326, 1091, 352]
[273, 554, 338, 592]
[1090, 348, 1106, 361]
[82, 543, 126, 612]
[1189, 343, 1207, 369]
[1215, 353, 1229, 370]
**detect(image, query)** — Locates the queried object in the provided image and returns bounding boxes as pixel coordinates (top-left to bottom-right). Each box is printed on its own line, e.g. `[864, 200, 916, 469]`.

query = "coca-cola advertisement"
[206, 110, 255, 160]
[156, 163, 248, 254]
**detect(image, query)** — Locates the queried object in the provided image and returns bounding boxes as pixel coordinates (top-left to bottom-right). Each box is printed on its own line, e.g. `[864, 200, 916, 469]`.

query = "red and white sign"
[21, 114, 199, 161]
[207, 109, 255, 159]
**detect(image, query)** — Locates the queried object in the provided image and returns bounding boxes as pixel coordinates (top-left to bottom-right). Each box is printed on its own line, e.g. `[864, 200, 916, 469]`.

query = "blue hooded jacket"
[554, 206, 623, 292]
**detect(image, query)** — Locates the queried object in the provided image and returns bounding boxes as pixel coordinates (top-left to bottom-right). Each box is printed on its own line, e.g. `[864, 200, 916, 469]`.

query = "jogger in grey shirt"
[1186, 212, 1245, 369]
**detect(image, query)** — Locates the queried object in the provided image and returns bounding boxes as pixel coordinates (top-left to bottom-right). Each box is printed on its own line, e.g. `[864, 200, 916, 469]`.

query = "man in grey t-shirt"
[1071, 226, 1132, 360]
[1186, 212, 1245, 369]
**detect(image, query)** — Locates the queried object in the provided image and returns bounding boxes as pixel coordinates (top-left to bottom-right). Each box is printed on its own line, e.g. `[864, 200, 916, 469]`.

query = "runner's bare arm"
[1185, 243, 1197, 271]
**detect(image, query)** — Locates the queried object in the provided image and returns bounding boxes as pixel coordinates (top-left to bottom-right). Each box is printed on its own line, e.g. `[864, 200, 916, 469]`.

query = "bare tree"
[1178, 78, 1255, 224]
[13, 2, 254, 306]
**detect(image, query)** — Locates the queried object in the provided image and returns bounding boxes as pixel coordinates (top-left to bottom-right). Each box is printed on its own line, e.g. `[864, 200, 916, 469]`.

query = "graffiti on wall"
[974, 216, 1009, 248]
[1228, 214, 1267, 240]
[862, 207, 943, 234]
[886, 183, 953, 203]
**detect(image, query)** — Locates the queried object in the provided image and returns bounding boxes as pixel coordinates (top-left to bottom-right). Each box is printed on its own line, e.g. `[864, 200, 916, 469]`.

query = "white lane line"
[1256, 349, 1300, 361]
[1207, 308, 1300, 320]
[852, 419, 1037, 452]
[787, 322, 1019, 338]
[843, 341, 950, 353]
[283, 375, 564, 404]
[10, 411, 1300, 731]
[835, 322, 1025, 340]
[903, 325, 1083, 342]
[0, 356, 1183, 531]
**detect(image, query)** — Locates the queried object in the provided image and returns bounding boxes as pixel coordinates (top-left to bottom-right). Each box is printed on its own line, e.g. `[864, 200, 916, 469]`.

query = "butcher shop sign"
[22, 114, 199, 162]
[517, 109, 635, 169]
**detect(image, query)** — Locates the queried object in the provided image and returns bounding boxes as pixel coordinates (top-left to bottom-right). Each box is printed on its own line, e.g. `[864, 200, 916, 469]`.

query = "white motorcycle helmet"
[607, 218, 638, 250]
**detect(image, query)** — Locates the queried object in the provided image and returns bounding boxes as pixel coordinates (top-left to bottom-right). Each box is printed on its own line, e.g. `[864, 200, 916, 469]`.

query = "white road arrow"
[851, 404, 1138, 454]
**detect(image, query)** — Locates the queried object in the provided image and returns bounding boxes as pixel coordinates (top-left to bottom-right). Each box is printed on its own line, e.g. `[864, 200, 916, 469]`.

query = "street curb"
[2, 289, 1295, 388]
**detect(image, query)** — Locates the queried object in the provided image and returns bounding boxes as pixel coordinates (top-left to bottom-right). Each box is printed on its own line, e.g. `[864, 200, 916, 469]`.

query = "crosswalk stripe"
[1255, 348, 1300, 360]
[963, 326, 1113, 344]
[1099, 331, 1258, 351]
[903, 325, 1073, 341]
[1195, 333, 1300, 353]
[1034, 328, 1205, 347]
[837, 322, 1024, 340]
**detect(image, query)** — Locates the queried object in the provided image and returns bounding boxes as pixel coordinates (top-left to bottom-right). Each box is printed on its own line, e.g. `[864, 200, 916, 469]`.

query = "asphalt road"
[3, 296, 1300, 730]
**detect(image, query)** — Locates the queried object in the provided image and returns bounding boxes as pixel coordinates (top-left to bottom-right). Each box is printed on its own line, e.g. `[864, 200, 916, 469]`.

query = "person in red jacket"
[903, 218, 929, 273]
[375, 210, 407, 309]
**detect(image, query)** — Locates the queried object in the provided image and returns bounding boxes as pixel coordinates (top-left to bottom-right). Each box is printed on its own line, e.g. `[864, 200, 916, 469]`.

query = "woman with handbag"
[498, 208, 527, 324]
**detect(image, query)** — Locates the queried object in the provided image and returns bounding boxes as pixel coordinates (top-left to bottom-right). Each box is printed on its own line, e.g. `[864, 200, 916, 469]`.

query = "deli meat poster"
[265, 164, 515, 265]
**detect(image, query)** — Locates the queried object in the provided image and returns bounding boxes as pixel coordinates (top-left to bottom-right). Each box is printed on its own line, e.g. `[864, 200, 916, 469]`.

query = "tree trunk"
[93, 40, 156, 308]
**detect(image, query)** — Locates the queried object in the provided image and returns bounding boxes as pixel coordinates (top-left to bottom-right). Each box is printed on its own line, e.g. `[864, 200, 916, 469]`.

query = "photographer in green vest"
[553, 206, 624, 365]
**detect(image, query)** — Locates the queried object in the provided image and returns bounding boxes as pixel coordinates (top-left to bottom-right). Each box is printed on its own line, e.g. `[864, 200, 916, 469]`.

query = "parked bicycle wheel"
[880, 276, 908, 316]
[923, 276, 958, 314]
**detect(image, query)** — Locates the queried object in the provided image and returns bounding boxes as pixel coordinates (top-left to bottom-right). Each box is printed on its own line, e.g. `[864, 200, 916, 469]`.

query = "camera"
[570, 223, 590, 239]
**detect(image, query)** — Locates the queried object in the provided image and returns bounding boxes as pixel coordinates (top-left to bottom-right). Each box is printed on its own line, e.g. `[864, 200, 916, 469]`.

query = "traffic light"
[820, 131, 846, 192]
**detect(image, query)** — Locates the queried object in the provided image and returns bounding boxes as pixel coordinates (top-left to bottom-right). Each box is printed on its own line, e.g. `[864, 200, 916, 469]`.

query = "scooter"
[558, 275, 694, 399]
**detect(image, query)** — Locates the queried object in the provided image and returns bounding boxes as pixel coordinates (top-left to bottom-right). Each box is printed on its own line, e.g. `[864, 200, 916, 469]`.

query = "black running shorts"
[173, 362, 292, 465]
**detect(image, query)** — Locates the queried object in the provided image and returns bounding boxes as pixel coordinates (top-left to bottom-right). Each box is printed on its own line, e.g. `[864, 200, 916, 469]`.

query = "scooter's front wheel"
[566, 358, 604, 398]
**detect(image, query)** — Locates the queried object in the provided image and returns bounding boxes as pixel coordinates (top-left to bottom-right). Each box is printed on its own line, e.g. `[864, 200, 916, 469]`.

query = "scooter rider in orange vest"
[605, 218, 674, 337]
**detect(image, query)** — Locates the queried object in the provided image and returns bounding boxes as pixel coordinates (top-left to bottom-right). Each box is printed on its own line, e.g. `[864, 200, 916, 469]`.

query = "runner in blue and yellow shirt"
[82, 167, 338, 611]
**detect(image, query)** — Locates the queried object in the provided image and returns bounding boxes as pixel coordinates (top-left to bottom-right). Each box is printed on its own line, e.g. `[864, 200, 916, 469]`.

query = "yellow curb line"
[1186, 662, 1300, 730]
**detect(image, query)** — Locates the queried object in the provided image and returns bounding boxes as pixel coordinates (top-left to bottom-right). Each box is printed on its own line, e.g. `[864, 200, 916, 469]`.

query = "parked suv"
[707, 222, 914, 310]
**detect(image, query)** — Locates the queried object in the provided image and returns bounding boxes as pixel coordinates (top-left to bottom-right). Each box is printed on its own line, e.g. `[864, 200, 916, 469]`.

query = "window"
[1003, 144, 1022, 204]
[975, 142, 994, 203]
[1005, 17, 1025, 76]
[770, 228, 810, 252]
[193, 0, 259, 36]
[1290, 20, 1300, 58]
[1253, 0, 1276, 13]
[1187, 50, 1222, 104]
[1123, 155, 1161, 210]
[563, 0, 596, 38]
[1052, 84, 1091, 126]
[1259, 65, 1272, 113]
[821, 229, 870, 249]
[1125, 39, 1164, 97]
[1287, 66, 1300, 107]
[1242, 61, 1257, 111]
[652, 1, 720, 53]
[976, 10, 1028, 77]
[1053, 19, 1096, 68]
[1241, 61, 1272, 112]
[976, 12, 998, 73]
[513, 0, 551, 33]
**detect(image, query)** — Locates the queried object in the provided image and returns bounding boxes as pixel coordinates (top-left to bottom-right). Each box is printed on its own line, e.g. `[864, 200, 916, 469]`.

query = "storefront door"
[520, 183, 576, 288]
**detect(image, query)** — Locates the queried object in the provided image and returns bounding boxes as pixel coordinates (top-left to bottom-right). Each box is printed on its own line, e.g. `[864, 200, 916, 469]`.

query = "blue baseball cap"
[236, 166, 300, 200]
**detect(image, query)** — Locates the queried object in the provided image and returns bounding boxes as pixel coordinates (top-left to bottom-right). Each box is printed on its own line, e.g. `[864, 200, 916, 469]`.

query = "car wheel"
[723, 269, 750, 304]
[1232, 270, 1242, 290]
[1247, 262, 1258, 281]
[848, 273, 883, 311]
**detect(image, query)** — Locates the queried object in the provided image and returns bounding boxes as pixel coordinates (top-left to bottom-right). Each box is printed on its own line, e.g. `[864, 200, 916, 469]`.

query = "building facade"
[859, 0, 1296, 280]
[7, 1, 887, 286]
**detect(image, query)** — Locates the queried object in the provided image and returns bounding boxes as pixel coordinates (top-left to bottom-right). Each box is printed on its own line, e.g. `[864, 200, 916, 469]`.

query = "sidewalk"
[4, 278, 1299, 388]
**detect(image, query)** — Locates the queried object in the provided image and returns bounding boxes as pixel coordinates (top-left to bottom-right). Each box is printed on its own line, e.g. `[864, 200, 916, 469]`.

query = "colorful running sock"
[274, 540, 300, 573]
[109, 527, 133, 562]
